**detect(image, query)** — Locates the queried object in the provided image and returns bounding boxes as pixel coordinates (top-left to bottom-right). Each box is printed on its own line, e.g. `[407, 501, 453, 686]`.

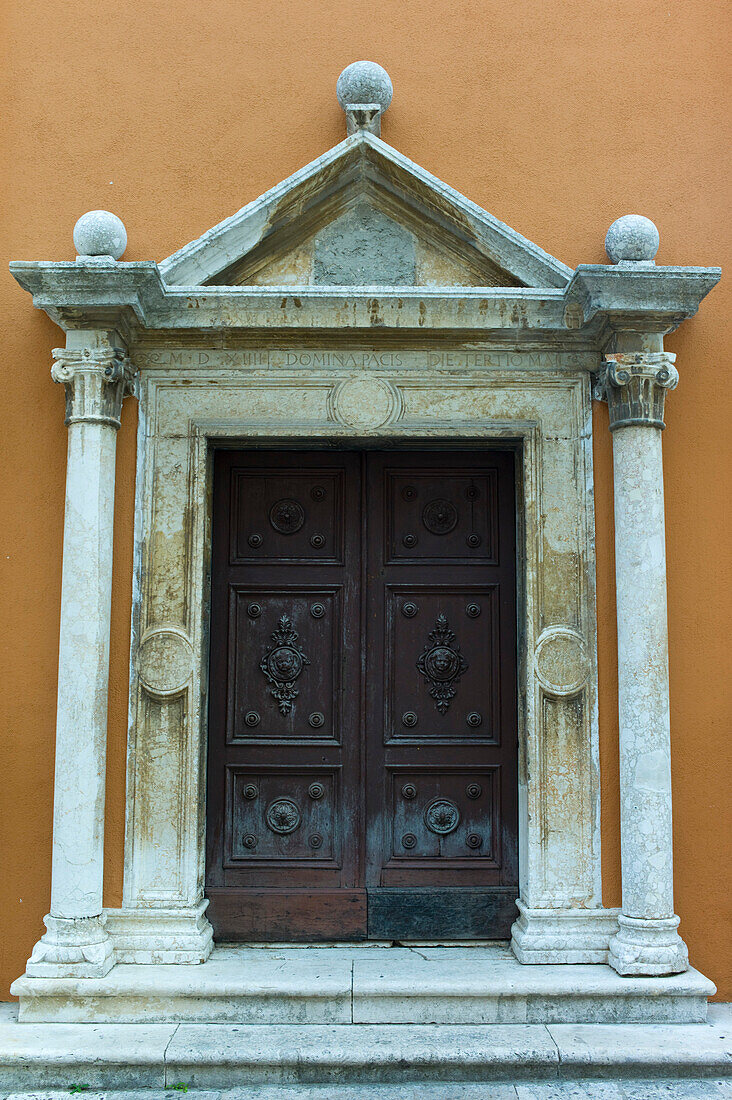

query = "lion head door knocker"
[417, 613, 468, 713]
[260, 615, 310, 715]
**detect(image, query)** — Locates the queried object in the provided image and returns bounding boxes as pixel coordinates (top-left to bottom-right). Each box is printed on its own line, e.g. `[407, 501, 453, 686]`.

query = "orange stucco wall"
[1, 0, 729, 999]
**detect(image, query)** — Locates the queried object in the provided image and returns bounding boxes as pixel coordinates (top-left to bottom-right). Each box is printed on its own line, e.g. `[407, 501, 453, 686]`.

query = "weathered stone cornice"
[567, 265, 721, 333]
[52, 346, 136, 428]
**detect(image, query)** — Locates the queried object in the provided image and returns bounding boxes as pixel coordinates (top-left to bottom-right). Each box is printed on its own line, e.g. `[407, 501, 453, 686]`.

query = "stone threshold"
[10, 944, 715, 1024]
[0, 1002, 730, 1091]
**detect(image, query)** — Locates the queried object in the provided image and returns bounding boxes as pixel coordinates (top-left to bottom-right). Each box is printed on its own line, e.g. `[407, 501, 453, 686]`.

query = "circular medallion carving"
[401, 711, 418, 728]
[138, 628, 194, 698]
[423, 646, 461, 683]
[247, 603, 262, 618]
[401, 485, 418, 501]
[402, 832, 417, 849]
[402, 601, 418, 618]
[401, 783, 417, 800]
[243, 784, 259, 800]
[244, 710, 260, 727]
[534, 627, 589, 698]
[308, 712, 325, 728]
[309, 833, 323, 849]
[402, 534, 418, 548]
[242, 833, 258, 849]
[466, 711, 482, 728]
[310, 534, 326, 548]
[466, 783, 482, 800]
[466, 602, 481, 618]
[266, 646, 303, 683]
[424, 798, 460, 835]
[269, 499, 305, 534]
[310, 485, 327, 501]
[248, 533, 263, 548]
[466, 533, 481, 548]
[308, 782, 325, 800]
[466, 833, 483, 849]
[310, 602, 326, 618]
[422, 499, 458, 535]
[265, 798, 301, 835]
[330, 376, 401, 430]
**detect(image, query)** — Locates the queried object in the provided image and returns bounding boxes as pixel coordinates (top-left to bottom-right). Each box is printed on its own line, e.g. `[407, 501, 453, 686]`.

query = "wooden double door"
[206, 449, 518, 941]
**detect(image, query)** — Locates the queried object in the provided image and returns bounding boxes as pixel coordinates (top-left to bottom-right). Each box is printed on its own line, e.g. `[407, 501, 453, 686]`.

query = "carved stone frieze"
[600, 352, 678, 431]
[51, 346, 135, 428]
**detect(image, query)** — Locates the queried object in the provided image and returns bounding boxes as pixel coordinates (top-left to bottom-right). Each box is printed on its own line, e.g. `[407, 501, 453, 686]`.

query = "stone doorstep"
[3, 1088, 732, 1100]
[0, 1005, 730, 1091]
[9, 946, 716, 1025]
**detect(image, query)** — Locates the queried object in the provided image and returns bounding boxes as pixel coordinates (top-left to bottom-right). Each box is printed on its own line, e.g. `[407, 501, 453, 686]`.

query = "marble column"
[603, 349, 689, 975]
[26, 333, 134, 977]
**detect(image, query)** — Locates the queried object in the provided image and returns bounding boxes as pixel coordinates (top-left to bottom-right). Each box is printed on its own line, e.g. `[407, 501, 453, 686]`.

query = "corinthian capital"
[52, 346, 135, 428]
[600, 352, 678, 431]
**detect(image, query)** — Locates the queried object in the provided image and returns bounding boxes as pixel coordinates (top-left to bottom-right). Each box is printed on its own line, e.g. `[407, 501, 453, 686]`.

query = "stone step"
[0, 1006, 730, 1092]
[10, 945, 716, 1024]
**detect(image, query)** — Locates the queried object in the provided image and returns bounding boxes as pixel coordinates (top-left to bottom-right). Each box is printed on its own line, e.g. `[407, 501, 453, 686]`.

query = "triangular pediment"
[159, 132, 572, 290]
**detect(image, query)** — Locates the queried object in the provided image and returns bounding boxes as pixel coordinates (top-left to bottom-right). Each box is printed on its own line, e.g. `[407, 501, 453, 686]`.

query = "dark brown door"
[206, 449, 517, 941]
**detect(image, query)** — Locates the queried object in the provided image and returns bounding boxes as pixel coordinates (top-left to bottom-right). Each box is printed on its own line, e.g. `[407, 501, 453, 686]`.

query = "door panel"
[206, 451, 364, 940]
[364, 452, 518, 939]
[206, 449, 518, 942]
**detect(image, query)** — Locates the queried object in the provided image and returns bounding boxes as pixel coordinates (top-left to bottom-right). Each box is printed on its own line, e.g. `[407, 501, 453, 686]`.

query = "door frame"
[112, 353, 613, 965]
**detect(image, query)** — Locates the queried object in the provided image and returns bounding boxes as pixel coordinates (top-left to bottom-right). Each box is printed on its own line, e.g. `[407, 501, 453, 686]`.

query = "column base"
[104, 899, 214, 964]
[26, 914, 114, 978]
[511, 899, 621, 963]
[608, 913, 689, 976]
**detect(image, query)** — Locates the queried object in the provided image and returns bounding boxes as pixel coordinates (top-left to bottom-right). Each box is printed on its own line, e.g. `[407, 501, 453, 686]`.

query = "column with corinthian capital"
[602, 345, 689, 975]
[26, 332, 135, 977]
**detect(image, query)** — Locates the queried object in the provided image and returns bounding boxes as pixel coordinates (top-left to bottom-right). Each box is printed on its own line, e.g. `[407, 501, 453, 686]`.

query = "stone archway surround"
[112, 345, 609, 965]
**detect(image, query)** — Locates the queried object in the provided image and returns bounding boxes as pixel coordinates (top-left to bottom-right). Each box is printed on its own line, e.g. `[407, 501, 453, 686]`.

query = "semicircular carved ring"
[534, 626, 589, 698]
[137, 627, 194, 698]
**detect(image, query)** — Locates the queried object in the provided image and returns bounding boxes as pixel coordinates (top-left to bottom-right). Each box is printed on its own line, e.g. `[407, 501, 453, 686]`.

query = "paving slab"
[164, 1022, 559, 1087]
[0, 1020, 176, 1090]
[351, 946, 714, 1023]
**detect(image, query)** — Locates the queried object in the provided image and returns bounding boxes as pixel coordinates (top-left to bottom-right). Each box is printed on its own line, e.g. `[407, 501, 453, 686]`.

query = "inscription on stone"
[136, 348, 594, 371]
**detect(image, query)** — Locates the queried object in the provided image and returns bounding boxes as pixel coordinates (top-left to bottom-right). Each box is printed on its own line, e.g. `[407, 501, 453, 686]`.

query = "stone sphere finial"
[73, 210, 127, 260]
[605, 214, 659, 264]
[336, 61, 393, 112]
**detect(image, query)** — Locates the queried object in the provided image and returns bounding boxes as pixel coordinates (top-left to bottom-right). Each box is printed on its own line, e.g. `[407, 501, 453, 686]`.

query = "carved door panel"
[364, 452, 518, 939]
[206, 451, 365, 940]
[207, 449, 517, 941]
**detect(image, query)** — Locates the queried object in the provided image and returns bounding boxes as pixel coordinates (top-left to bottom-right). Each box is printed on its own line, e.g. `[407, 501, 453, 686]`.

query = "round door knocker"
[242, 783, 259, 800]
[308, 712, 325, 728]
[265, 799, 301, 835]
[310, 485, 327, 501]
[466, 783, 482, 800]
[247, 602, 262, 618]
[466, 833, 483, 849]
[269, 499, 305, 535]
[309, 833, 323, 849]
[310, 602, 326, 619]
[401, 711, 418, 728]
[402, 832, 417, 849]
[466, 533, 481, 548]
[465, 603, 481, 618]
[424, 798, 461, 835]
[310, 533, 326, 548]
[401, 601, 418, 618]
[308, 782, 325, 800]
[402, 533, 418, 548]
[248, 533, 263, 548]
[401, 783, 417, 800]
[466, 712, 482, 728]
[242, 833, 258, 849]
[244, 711, 261, 728]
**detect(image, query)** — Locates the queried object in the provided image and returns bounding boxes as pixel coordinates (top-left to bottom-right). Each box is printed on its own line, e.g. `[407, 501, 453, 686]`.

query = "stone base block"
[511, 900, 621, 963]
[10, 944, 715, 1025]
[609, 913, 690, 976]
[25, 914, 114, 979]
[104, 900, 214, 964]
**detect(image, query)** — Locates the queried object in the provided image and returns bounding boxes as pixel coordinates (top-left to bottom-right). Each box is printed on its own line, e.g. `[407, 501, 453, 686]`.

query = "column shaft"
[604, 350, 688, 976]
[26, 339, 133, 978]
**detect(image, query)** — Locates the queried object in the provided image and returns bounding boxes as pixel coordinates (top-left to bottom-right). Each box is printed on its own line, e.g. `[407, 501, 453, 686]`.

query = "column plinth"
[602, 350, 689, 977]
[26, 338, 134, 979]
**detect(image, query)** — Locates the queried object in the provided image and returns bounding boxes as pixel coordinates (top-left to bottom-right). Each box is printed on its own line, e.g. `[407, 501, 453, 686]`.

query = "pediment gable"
[159, 132, 573, 290]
